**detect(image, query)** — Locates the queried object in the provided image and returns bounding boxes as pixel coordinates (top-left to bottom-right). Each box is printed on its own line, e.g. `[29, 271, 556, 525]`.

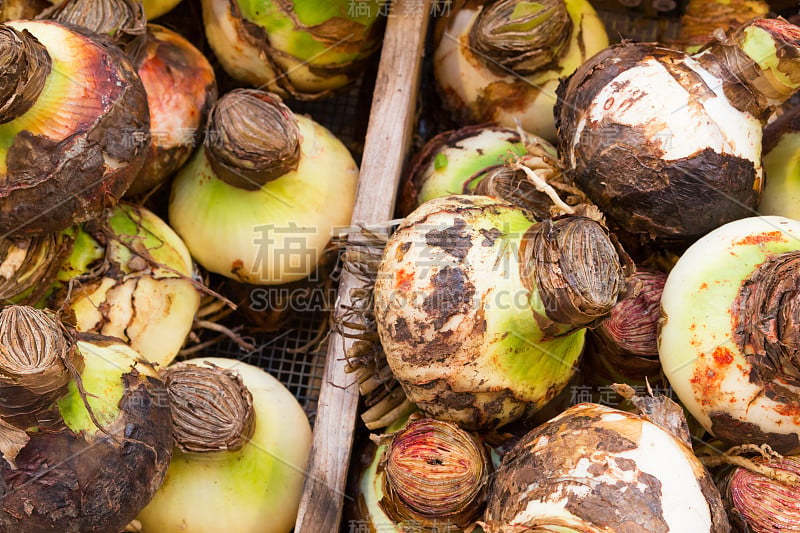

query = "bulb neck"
[468, 0, 572, 76]
[697, 18, 800, 118]
[734, 250, 800, 387]
[0, 25, 51, 124]
[205, 89, 301, 191]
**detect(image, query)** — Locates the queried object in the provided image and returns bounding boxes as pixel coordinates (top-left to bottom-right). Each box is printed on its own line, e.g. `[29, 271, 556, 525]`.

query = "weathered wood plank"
[294, 2, 432, 531]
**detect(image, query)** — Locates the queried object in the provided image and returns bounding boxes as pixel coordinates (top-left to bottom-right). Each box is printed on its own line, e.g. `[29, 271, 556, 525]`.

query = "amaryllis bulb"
[375, 195, 629, 430]
[53, 202, 200, 369]
[434, 0, 609, 141]
[0, 20, 150, 236]
[483, 403, 730, 532]
[169, 89, 359, 286]
[125, 24, 217, 196]
[660, 216, 800, 453]
[0, 334, 173, 532]
[557, 17, 800, 243]
[137, 357, 312, 533]
[201, 0, 385, 98]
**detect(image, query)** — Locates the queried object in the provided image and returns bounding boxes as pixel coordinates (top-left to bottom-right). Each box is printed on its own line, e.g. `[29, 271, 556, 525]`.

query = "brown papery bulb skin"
[0, 335, 173, 533]
[205, 88, 301, 190]
[0, 25, 50, 124]
[125, 24, 217, 196]
[722, 456, 800, 532]
[0, 306, 82, 426]
[0, 232, 74, 306]
[519, 215, 633, 334]
[468, 0, 571, 76]
[162, 361, 255, 453]
[484, 403, 730, 532]
[37, 0, 146, 45]
[379, 417, 491, 529]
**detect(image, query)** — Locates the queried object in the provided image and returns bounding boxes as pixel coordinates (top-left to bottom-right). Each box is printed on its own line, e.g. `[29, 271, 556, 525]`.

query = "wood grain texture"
[294, 1, 432, 531]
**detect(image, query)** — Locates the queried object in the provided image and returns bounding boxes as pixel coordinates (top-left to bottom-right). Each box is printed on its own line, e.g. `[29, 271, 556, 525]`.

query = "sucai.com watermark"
[251, 223, 324, 282]
[246, 220, 530, 283]
[115, 128, 199, 151]
[249, 285, 339, 313]
[568, 384, 676, 408]
[347, 0, 453, 19]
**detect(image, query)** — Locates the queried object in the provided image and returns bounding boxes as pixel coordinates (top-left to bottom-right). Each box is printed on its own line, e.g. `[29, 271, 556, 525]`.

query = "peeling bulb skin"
[0, 25, 51, 124]
[659, 216, 800, 453]
[0, 306, 82, 426]
[52, 203, 201, 368]
[38, 0, 146, 45]
[201, 0, 385, 98]
[519, 216, 629, 332]
[162, 363, 255, 453]
[374, 195, 627, 430]
[433, 0, 609, 142]
[483, 403, 730, 532]
[556, 17, 800, 243]
[0, 20, 150, 237]
[0, 231, 74, 305]
[205, 89, 300, 190]
[125, 24, 217, 197]
[0, 336, 173, 533]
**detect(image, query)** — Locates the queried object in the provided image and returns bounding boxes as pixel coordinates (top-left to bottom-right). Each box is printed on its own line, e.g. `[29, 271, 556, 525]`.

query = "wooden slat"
[294, 2, 432, 531]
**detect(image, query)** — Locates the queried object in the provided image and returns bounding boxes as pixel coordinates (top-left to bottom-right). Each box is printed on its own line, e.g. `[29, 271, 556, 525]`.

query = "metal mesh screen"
[599, 10, 681, 42]
[292, 72, 376, 164]
[201, 309, 330, 425]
